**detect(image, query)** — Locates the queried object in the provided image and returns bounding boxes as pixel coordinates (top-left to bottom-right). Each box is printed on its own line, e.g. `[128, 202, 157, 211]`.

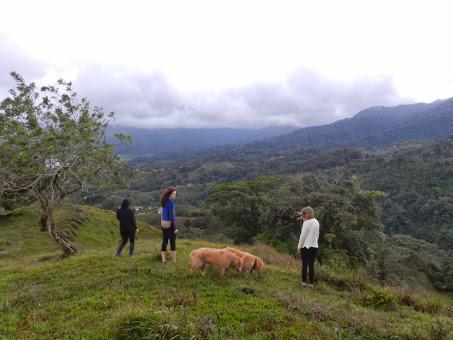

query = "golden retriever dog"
[225, 247, 264, 273]
[190, 248, 243, 276]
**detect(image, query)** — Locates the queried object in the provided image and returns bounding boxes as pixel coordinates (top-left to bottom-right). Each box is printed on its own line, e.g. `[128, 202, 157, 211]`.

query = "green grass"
[0, 204, 158, 266]
[1, 207, 453, 339]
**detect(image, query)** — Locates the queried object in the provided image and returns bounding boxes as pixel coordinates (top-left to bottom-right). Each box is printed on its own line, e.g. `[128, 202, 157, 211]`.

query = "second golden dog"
[224, 247, 264, 273]
[190, 247, 243, 276]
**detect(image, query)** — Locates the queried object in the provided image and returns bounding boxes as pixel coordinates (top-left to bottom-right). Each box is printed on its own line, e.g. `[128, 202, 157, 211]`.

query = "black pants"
[117, 230, 135, 256]
[301, 247, 317, 284]
[161, 228, 176, 251]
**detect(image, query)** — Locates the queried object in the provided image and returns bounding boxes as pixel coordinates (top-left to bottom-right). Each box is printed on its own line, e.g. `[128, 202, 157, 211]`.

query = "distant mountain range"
[108, 126, 296, 156]
[111, 97, 453, 158]
[241, 97, 453, 152]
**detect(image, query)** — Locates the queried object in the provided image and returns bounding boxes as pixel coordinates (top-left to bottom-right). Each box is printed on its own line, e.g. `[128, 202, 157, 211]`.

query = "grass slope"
[0, 204, 158, 268]
[1, 207, 452, 339]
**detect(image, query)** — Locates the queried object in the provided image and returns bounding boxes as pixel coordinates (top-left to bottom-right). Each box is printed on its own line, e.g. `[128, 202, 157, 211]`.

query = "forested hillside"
[119, 138, 453, 252]
[240, 97, 453, 152]
[110, 98, 453, 160]
[74, 137, 453, 292]
[108, 126, 295, 157]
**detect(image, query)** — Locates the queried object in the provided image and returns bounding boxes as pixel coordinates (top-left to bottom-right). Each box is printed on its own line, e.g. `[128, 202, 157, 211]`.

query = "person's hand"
[174, 229, 179, 234]
[136, 228, 139, 233]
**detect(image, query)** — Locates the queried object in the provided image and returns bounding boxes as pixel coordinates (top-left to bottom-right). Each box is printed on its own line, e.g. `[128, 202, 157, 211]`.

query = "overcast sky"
[1, 0, 452, 128]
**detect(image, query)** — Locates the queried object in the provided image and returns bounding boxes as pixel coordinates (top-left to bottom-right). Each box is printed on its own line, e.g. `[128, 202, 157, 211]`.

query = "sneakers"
[301, 282, 314, 288]
[301, 282, 307, 287]
[308, 284, 314, 288]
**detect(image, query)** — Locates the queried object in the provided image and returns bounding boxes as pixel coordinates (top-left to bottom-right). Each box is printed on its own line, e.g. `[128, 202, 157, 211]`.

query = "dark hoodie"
[116, 200, 137, 233]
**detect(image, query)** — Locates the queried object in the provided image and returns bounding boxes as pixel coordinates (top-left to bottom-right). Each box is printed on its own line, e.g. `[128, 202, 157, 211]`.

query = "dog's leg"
[201, 264, 206, 276]
[220, 267, 226, 277]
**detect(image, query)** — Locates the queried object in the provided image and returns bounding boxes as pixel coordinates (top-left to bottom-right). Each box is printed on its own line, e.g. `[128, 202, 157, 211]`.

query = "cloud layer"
[0, 36, 47, 88]
[73, 66, 406, 129]
[1, 36, 408, 129]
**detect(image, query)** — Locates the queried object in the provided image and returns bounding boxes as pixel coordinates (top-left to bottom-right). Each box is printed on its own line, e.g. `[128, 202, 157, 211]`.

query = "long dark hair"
[160, 186, 176, 207]
[121, 199, 130, 210]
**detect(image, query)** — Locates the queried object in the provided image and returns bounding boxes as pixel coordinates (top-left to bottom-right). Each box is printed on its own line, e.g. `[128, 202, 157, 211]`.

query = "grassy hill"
[0, 204, 158, 268]
[1, 206, 452, 339]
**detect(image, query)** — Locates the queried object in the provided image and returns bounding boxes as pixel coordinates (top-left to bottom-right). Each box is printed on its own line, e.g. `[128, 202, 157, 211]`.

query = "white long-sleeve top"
[297, 218, 320, 250]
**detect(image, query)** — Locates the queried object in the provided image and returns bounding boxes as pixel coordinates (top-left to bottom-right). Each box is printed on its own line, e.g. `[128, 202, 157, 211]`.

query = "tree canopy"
[0, 72, 128, 253]
[205, 173, 384, 260]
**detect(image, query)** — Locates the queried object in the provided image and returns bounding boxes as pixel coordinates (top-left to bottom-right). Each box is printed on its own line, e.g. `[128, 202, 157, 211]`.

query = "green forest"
[72, 135, 453, 292]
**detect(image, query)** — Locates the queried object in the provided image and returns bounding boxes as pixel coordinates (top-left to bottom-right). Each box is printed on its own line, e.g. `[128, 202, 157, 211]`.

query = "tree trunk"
[39, 211, 47, 231]
[44, 206, 77, 254]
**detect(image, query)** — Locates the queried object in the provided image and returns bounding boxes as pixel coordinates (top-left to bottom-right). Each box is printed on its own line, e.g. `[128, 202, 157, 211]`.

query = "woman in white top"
[297, 206, 320, 287]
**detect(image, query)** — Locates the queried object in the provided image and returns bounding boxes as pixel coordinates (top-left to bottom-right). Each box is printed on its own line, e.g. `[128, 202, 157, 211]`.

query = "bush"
[319, 271, 355, 291]
[359, 287, 398, 310]
[395, 290, 448, 314]
[421, 296, 449, 315]
[255, 234, 295, 255]
[396, 290, 422, 309]
[317, 263, 367, 291]
[115, 315, 156, 340]
[114, 308, 193, 340]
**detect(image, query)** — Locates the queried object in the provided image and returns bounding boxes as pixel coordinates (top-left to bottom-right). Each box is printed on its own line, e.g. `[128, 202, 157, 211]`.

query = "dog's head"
[233, 255, 243, 272]
[252, 257, 264, 272]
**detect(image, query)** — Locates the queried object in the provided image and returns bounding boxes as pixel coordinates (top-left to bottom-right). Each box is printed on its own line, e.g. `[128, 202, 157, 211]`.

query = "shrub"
[395, 290, 449, 315]
[318, 267, 366, 291]
[396, 290, 422, 309]
[113, 308, 193, 340]
[421, 296, 449, 315]
[359, 287, 398, 310]
[115, 315, 156, 340]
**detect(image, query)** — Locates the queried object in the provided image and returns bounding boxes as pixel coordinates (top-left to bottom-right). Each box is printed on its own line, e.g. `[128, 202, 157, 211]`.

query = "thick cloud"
[0, 36, 47, 88]
[74, 66, 406, 128]
[0, 38, 407, 128]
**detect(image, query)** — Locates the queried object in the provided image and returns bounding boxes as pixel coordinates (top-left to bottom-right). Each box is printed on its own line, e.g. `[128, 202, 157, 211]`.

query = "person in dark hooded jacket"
[116, 199, 137, 256]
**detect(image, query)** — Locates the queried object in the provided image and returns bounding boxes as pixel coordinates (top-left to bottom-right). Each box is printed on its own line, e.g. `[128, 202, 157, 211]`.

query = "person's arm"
[130, 210, 138, 231]
[169, 201, 178, 232]
[297, 222, 308, 250]
[315, 220, 320, 244]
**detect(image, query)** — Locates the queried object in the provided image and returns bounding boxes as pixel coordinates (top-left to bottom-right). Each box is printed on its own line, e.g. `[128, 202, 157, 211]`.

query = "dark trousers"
[161, 228, 176, 251]
[117, 230, 135, 256]
[301, 247, 317, 284]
